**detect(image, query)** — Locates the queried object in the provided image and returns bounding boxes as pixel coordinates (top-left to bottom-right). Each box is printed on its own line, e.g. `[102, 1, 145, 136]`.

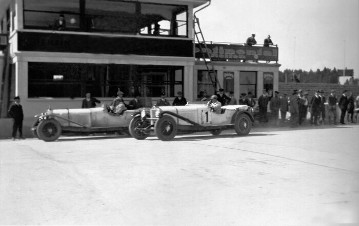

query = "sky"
[195, 0, 359, 77]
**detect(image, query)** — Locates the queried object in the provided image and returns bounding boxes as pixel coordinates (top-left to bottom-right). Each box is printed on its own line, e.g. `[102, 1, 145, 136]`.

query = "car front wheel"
[36, 119, 62, 142]
[234, 114, 252, 136]
[129, 116, 150, 140]
[155, 115, 177, 141]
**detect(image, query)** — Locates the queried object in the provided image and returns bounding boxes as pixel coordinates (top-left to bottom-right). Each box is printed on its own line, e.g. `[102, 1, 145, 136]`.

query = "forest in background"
[279, 67, 359, 85]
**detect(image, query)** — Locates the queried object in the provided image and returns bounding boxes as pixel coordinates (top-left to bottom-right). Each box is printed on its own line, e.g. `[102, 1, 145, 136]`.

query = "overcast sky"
[195, 0, 359, 77]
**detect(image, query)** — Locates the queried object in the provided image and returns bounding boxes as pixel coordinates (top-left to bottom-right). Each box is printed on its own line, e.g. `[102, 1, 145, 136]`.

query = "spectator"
[263, 35, 273, 47]
[156, 93, 170, 106]
[269, 91, 280, 125]
[318, 90, 326, 124]
[246, 34, 257, 46]
[238, 93, 247, 105]
[327, 90, 338, 124]
[338, 90, 349, 124]
[310, 90, 321, 126]
[127, 93, 144, 110]
[346, 91, 355, 123]
[246, 92, 256, 108]
[197, 90, 208, 101]
[207, 95, 222, 114]
[8, 96, 24, 140]
[298, 91, 309, 125]
[172, 91, 187, 106]
[279, 93, 289, 124]
[216, 88, 231, 106]
[258, 90, 269, 123]
[289, 90, 299, 127]
[82, 92, 101, 108]
[227, 91, 237, 105]
[54, 14, 66, 31]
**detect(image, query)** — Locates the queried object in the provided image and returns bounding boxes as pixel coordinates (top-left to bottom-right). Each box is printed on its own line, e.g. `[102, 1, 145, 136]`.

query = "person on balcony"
[54, 14, 66, 31]
[246, 34, 257, 46]
[263, 35, 274, 47]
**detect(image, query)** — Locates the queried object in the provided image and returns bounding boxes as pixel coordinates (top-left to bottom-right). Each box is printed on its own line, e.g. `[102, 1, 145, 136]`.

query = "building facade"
[0, 0, 280, 122]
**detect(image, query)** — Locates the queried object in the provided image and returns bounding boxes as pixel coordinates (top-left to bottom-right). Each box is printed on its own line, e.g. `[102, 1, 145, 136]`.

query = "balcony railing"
[195, 41, 279, 63]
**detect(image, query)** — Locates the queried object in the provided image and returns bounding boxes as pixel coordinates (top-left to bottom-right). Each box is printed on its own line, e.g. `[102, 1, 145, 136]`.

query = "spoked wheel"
[210, 129, 222, 136]
[234, 114, 252, 136]
[36, 119, 62, 142]
[129, 116, 150, 140]
[154, 115, 177, 141]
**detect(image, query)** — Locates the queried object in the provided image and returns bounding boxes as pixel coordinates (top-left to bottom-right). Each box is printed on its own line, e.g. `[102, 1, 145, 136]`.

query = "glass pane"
[24, 0, 79, 13]
[139, 3, 187, 36]
[240, 71, 256, 84]
[24, 11, 80, 30]
[86, 0, 137, 33]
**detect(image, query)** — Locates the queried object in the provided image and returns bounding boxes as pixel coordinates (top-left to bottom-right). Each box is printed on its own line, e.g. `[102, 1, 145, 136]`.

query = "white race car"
[129, 104, 254, 141]
[32, 106, 139, 141]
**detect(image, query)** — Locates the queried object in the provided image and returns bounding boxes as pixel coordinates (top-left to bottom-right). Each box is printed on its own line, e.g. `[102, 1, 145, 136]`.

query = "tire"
[31, 119, 40, 138]
[210, 129, 222, 136]
[36, 119, 62, 142]
[234, 114, 252, 136]
[154, 115, 177, 141]
[129, 116, 150, 140]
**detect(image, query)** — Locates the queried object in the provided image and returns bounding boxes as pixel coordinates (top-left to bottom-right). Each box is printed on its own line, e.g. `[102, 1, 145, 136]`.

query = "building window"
[197, 70, 217, 99]
[139, 3, 187, 37]
[28, 63, 183, 98]
[24, 0, 80, 30]
[263, 72, 274, 93]
[223, 72, 234, 93]
[23, 0, 187, 37]
[239, 71, 257, 98]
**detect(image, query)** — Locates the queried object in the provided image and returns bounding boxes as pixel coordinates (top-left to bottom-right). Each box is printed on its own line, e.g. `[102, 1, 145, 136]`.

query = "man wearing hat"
[156, 92, 170, 106]
[258, 90, 269, 123]
[8, 96, 24, 140]
[238, 93, 247, 105]
[207, 95, 222, 114]
[310, 90, 321, 125]
[246, 34, 257, 46]
[216, 88, 231, 106]
[270, 91, 281, 125]
[110, 89, 127, 114]
[328, 90, 338, 124]
[338, 90, 349, 124]
[246, 92, 256, 108]
[172, 91, 187, 106]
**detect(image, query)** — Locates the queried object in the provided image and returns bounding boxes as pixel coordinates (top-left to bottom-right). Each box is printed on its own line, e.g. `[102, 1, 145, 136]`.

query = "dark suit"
[8, 103, 24, 138]
[172, 97, 187, 106]
[310, 95, 321, 125]
[128, 98, 143, 110]
[82, 97, 101, 108]
[338, 94, 348, 123]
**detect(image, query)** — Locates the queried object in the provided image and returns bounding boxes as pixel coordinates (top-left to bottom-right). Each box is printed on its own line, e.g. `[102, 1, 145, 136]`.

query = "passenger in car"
[156, 93, 170, 106]
[207, 95, 222, 114]
[128, 94, 144, 110]
[109, 90, 127, 114]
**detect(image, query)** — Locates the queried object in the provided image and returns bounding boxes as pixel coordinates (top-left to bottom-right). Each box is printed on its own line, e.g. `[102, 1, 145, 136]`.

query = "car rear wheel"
[36, 119, 62, 142]
[129, 116, 150, 140]
[155, 115, 177, 141]
[234, 114, 252, 136]
[210, 129, 222, 136]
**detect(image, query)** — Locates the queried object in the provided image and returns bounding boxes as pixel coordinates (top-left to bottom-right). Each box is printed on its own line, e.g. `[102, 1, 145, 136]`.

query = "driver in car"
[207, 95, 222, 114]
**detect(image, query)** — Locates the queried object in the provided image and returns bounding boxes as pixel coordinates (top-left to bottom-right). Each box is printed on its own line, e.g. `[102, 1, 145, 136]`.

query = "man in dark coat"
[258, 90, 269, 122]
[246, 34, 257, 46]
[310, 90, 321, 125]
[263, 35, 273, 47]
[328, 90, 338, 124]
[82, 92, 101, 108]
[216, 88, 231, 106]
[318, 90, 326, 124]
[289, 90, 299, 127]
[8, 96, 24, 140]
[172, 91, 187, 106]
[338, 90, 349, 124]
[127, 94, 144, 110]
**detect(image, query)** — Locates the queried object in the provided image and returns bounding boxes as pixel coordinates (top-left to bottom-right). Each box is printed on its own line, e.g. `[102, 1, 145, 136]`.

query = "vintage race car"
[32, 106, 139, 142]
[129, 104, 254, 141]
